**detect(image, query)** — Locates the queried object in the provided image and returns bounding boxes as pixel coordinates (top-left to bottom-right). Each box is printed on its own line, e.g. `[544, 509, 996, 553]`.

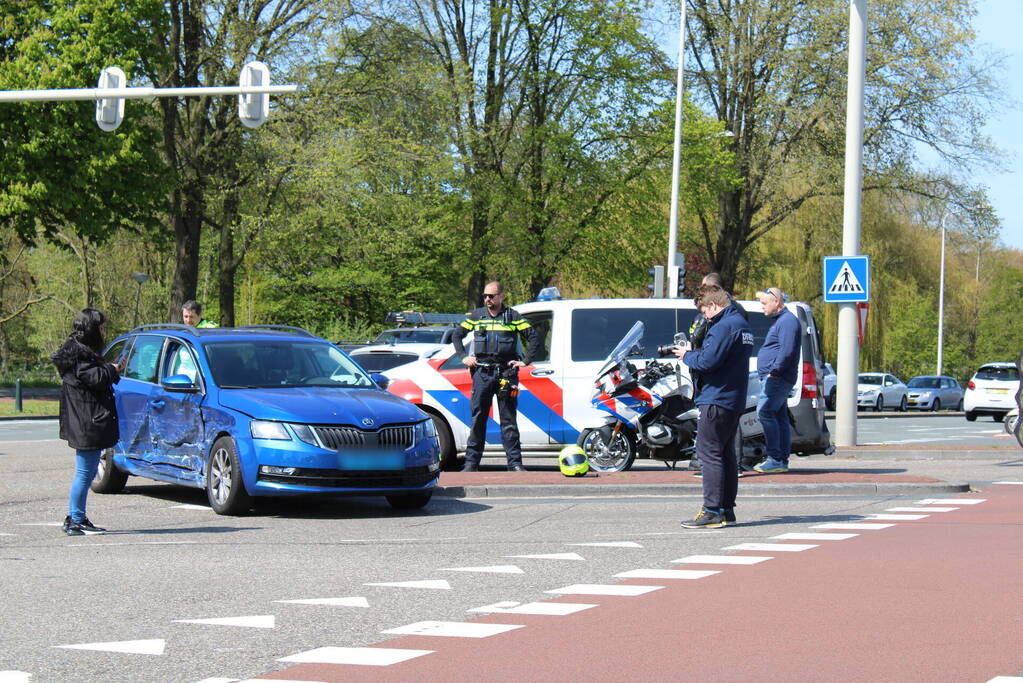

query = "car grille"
[258, 466, 436, 489]
[312, 425, 415, 451]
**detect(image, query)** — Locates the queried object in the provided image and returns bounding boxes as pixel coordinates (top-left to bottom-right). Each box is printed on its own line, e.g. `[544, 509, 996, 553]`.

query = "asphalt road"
[1, 438, 1021, 682]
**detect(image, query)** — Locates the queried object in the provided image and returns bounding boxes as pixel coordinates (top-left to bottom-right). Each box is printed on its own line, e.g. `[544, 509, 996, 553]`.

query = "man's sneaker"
[62, 516, 84, 536]
[79, 517, 107, 534]
[723, 509, 737, 525]
[754, 458, 789, 474]
[680, 508, 727, 529]
[461, 462, 479, 472]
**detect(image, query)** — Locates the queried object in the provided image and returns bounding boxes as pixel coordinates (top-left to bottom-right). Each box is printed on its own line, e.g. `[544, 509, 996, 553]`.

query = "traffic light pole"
[835, 0, 867, 447]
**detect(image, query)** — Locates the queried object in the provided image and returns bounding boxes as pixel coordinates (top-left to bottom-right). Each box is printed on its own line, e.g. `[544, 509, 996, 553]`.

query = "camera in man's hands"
[656, 331, 689, 357]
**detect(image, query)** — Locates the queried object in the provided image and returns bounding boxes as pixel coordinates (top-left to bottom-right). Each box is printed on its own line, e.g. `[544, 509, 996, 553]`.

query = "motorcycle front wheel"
[578, 425, 637, 472]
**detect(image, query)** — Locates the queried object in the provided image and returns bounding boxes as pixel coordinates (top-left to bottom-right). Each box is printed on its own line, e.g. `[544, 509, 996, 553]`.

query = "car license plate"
[987, 388, 1009, 394]
[340, 453, 405, 470]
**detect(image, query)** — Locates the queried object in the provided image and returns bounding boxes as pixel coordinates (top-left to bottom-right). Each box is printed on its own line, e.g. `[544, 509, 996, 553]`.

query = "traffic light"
[238, 61, 270, 128]
[667, 253, 686, 298]
[647, 265, 664, 298]
[95, 67, 126, 132]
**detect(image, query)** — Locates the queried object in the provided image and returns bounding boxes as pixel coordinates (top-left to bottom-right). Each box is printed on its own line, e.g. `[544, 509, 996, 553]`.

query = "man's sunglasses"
[483, 293, 500, 299]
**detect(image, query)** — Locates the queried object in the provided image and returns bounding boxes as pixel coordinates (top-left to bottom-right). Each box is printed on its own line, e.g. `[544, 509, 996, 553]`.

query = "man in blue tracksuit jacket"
[753, 286, 802, 473]
[674, 285, 754, 528]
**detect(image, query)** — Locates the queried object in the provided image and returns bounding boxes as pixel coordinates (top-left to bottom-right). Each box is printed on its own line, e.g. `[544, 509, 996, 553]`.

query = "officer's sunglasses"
[483, 293, 500, 299]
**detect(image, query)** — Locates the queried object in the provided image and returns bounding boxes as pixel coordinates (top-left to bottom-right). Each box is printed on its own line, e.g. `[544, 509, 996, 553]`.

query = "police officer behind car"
[453, 281, 541, 472]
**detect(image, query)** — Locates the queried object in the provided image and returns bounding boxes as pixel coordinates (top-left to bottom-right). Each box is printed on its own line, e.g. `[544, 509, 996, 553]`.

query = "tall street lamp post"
[666, 0, 687, 297]
[130, 272, 151, 328]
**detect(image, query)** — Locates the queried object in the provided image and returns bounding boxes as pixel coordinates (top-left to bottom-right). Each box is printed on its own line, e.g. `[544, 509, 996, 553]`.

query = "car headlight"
[289, 423, 319, 447]
[414, 418, 438, 441]
[250, 420, 292, 440]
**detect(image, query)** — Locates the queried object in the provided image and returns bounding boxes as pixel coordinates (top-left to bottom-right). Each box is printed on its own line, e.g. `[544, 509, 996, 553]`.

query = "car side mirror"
[162, 374, 200, 392]
[371, 373, 390, 389]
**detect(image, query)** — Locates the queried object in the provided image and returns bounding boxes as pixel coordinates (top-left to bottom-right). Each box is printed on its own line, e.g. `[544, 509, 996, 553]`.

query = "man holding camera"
[673, 284, 754, 528]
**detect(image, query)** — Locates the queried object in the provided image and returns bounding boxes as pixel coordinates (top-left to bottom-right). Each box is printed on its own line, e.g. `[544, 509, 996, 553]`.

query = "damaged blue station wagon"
[93, 324, 441, 515]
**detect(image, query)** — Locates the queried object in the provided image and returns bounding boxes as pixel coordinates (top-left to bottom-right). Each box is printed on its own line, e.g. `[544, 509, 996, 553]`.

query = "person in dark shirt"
[753, 286, 801, 474]
[452, 281, 541, 472]
[674, 285, 754, 528]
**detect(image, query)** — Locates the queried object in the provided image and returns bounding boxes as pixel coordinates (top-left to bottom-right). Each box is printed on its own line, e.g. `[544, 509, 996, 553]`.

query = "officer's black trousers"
[464, 365, 522, 467]
[695, 404, 740, 511]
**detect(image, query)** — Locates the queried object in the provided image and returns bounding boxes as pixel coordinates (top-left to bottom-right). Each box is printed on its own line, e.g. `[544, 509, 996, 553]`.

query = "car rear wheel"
[386, 491, 433, 509]
[428, 412, 458, 471]
[965, 411, 977, 422]
[206, 437, 253, 515]
[956, 399, 963, 411]
[91, 448, 128, 494]
[578, 425, 637, 472]
[827, 388, 837, 411]
[931, 399, 941, 412]
[898, 395, 908, 412]
[874, 396, 884, 412]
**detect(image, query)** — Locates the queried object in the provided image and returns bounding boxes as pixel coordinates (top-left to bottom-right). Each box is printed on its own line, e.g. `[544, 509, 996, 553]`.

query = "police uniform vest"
[460, 307, 531, 362]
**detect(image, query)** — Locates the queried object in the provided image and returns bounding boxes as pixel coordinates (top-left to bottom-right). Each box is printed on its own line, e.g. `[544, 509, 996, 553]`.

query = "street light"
[666, 0, 687, 297]
[937, 209, 947, 376]
[130, 272, 151, 328]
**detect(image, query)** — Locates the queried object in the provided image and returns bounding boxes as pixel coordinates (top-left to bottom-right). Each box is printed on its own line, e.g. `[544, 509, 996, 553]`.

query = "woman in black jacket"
[51, 309, 124, 535]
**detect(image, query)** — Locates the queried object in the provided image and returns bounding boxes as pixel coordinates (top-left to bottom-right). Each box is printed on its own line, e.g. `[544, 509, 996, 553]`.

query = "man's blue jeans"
[757, 377, 793, 464]
[68, 449, 102, 522]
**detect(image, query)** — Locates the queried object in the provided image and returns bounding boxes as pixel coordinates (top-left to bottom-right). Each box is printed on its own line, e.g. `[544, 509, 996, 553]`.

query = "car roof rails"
[235, 324, 317, 338]
[130, 323, 199, 335]
[385, 310, 465, 326]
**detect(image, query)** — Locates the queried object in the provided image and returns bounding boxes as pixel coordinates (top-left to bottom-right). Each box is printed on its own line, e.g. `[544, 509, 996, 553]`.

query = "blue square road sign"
[823, 255, 870, 303]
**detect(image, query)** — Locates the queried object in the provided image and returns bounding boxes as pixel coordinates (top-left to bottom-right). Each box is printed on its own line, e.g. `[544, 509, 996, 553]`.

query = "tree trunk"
[167, 190, 203, 321]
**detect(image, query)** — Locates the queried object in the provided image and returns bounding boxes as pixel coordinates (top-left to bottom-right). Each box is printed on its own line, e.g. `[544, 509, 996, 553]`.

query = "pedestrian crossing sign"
[823, 255, 870, 303]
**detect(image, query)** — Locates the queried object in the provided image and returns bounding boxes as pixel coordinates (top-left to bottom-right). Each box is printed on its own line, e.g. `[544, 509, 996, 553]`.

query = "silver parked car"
[857, 373, 908, 412]
[821, 362, 837, 410]
[906, 375, 964, 411]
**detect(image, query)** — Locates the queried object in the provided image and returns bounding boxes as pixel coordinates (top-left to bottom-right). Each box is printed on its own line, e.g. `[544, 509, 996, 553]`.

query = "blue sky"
[972, 0, 1022, 250]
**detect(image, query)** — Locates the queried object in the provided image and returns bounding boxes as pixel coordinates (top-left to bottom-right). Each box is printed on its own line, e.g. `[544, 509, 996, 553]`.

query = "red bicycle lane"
[257, 485, 1023, 682]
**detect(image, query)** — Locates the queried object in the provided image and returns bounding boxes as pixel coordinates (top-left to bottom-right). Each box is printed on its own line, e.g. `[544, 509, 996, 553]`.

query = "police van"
[379, 296, 832, 469]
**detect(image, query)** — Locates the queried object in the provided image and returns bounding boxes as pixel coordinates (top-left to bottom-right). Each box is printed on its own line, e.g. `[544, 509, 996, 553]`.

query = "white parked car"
[857, 373, 907, 412]
[964, 362, 1020, 422]
[820, 362, 837, 410]
[348, 343, 449, 373]
[905, 375, 964, 411]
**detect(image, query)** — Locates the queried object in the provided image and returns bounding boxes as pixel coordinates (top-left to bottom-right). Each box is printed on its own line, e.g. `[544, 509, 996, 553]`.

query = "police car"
[380, 296, 832, 470]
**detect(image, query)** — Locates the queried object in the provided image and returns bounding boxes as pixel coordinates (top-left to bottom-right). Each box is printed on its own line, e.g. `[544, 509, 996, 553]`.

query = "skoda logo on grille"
[361, 417, 375, 427]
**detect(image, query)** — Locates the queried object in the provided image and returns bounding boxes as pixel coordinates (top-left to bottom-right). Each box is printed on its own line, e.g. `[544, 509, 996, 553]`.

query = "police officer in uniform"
[453, 281, 541, 472]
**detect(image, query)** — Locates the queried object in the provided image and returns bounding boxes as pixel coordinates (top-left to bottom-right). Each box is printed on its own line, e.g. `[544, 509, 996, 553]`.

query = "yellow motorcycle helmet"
[559, 445, 590, 477]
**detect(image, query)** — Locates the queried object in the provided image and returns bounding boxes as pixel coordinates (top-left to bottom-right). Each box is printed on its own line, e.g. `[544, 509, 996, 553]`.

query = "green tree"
[0, 0, 169, 247]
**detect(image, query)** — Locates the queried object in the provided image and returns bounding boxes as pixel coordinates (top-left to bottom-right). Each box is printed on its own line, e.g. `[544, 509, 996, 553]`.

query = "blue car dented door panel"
[115, 334, 165, 465]
[146, 339, 207, 483]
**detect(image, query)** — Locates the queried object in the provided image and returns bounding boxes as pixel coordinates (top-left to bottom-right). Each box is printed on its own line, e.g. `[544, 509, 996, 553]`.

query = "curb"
[827, 411, 965, 419]
[434, 480, 970, 499]
[0, 415, 57, 421]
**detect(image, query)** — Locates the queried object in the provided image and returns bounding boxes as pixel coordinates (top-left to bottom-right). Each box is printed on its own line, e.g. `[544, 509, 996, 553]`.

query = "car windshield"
[374, 328, 448, 344]
[351, 352, 419, 372]
[976, 366, 1019, 381]
[204, 340, 374, 388]
[908, 377, 940, 388]
[859, 374, 883, 385]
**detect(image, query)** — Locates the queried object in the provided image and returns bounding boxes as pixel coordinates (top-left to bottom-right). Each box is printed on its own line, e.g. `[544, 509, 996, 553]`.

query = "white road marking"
[382, 621, 524, 638]
[772, 532, 858, 541]
[885, 507, 958, 512]
[0, 533, 15, 536]
[993, 481, 1023, 485]
[365, 580, 451, 590]
[614, 568, 719, 579]
[239, 679, 326, 682]
[546, 584, 663, 596]
[671, 555, 772, 565]
[722, 543, 817, 552]
[68, 541, 198, 547]
[0, 672, 32, 682]
[194, 678, 238, 682]
[168, 504, 210, 510]
[16, 522, 62, 527]
[812, 522, 893, 530]
[277, 647, 433, 666]
[439, 565, 524, 574]
[864, 514, 929, 520]
[986, 677, 1023, 682]
[54, 639, 165, 655]
[175, 615, 275, 629]
[275, 597, 369, 608]
[467, 601, 597, 616]
[567, 541, 642, 548]
[915, 498, 986, 505]
[504, 553, 585, 561]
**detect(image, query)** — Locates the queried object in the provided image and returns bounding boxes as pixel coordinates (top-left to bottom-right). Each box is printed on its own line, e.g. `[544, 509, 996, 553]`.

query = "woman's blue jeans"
[68, 449, 102, 522]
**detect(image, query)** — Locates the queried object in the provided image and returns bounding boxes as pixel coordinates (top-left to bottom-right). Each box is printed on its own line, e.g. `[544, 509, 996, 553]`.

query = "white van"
[379, 297, 832, 468]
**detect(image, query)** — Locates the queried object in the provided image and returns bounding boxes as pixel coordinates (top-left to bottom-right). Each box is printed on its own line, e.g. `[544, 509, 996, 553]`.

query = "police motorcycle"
[576, 321, 699, 472]
[576, 321, 767, 473]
